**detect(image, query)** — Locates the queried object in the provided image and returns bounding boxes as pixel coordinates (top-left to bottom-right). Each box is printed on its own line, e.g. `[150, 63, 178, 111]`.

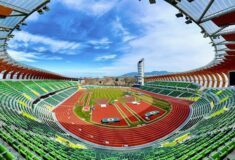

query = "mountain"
[121, 71, 170, 77]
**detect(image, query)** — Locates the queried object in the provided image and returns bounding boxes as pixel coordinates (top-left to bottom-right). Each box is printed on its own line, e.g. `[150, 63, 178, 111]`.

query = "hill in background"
[121, 71, 170, 77]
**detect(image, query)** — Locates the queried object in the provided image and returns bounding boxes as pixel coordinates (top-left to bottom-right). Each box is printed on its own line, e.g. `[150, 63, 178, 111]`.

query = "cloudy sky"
[8, 0, 214, 78]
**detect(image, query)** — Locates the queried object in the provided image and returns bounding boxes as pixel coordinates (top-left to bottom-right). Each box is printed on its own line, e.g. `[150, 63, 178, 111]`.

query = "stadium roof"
[146, 0, 235, 88]
[174, 0, 235, 70]
[0, 0, 73, 80]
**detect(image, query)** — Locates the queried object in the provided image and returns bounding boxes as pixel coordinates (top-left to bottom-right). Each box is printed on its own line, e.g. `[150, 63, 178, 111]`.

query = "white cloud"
[9, 0, 216, 78]
[60, 0, 118, 16]
[95, 54, 117, 61]
[76, 1, 214, 77]
[60, 69, 106, 78]
[112, 17, 136, 42]
[98, 30, 213, 75]
[9, 31, 81, 54]
[88, 37, 111, 49]
[46, 56, 63, 60]
[8, 50, 39, 62]
[34, 46, 47, 52]
[89, 38, 111, 45]
[8, 49, 63, 63]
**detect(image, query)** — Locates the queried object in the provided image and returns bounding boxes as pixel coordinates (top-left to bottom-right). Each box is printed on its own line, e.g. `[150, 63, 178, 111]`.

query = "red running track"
[126, 101, 166, 121]
[116, 102, 139, 123]
[92, 104, 128, 127]
[53, 88, 192, 148]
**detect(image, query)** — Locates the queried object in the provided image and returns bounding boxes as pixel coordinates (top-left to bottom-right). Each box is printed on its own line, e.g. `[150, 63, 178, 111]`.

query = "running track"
[53, 88, 192, 148]
[92, 104, 128, 127]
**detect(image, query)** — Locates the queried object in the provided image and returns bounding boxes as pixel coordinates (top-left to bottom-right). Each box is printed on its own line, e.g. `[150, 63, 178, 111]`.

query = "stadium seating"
[0, 80, 78, 136]
[139, 80, 235, 132]
[0, 118, 234, 160]
[145, 81, 200, 90]
[0, 143, 15, 160]
[140, 81, 201, 99]
[0, 80, 235, 159]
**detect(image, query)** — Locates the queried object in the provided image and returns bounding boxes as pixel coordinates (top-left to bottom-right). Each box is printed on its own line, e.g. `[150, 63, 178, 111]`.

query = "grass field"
[74, 103, 90, 122]
[73, 88, 171, 128]
[89, 88, 127, 105]
[133, 93, 171, 112]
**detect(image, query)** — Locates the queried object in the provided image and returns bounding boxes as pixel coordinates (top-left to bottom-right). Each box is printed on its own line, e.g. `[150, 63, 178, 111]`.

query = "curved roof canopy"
[146, 0, 235, 88]
[0, 0, 73, 80]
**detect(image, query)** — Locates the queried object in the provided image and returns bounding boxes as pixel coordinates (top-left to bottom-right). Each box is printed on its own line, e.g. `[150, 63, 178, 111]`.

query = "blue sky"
[8, 0, 214, 78]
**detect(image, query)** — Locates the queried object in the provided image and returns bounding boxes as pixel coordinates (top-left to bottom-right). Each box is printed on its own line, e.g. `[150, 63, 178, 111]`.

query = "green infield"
[133, 93, 171, 112]
[74, 103, 91, 122]
[73, 87, 171, 128]
[89, 88, 127, 105]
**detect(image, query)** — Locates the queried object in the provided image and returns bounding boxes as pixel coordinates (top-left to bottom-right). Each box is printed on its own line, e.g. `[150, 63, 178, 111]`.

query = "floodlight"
[15, 25, 21, 31]
[43, 6, 50, 11]
[37, 9, 44, 15]
[185, 19, 192, 24]
[176, 12, 183, 18]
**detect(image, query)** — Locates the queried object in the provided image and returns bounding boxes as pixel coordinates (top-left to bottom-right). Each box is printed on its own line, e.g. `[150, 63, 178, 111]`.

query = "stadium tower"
[137, 58, 144, 86]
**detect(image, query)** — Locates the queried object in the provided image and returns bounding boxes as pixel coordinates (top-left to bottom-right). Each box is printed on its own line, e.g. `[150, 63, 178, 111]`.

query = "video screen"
[229, 72, 235, 86]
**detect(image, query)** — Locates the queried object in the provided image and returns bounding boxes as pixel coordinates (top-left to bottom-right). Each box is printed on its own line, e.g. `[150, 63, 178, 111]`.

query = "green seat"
[210, 152, 220, 160]
[3, 152, 15, 160]
[0, 144, 15, 160]
[0, 144, 7, 153]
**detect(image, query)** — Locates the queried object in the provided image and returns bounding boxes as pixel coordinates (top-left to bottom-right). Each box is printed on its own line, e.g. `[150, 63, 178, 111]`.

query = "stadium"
[0, 0, 235, 160]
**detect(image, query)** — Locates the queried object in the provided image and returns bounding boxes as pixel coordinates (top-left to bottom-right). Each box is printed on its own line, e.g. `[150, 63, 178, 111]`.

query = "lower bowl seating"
[0, 80, 234, 160]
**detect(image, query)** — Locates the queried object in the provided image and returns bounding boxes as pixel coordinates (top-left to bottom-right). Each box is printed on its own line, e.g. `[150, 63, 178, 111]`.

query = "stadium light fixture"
[203, 33, 209, 38]
[8, 34, 14, 38]
[138, 0, 156, 4]
[185, 17, 192, 24]
[43, 6, 50, 11]
[170, 0, 181, 5]
[15, 25, 21, 31]
[37, 9, 44, 15]
[212, 35, 220, 39]
[185, 16, 190, 20]
[176, 12, 183, 18]
[21, 22, 27, 26]
[185, 20, 192, 24]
